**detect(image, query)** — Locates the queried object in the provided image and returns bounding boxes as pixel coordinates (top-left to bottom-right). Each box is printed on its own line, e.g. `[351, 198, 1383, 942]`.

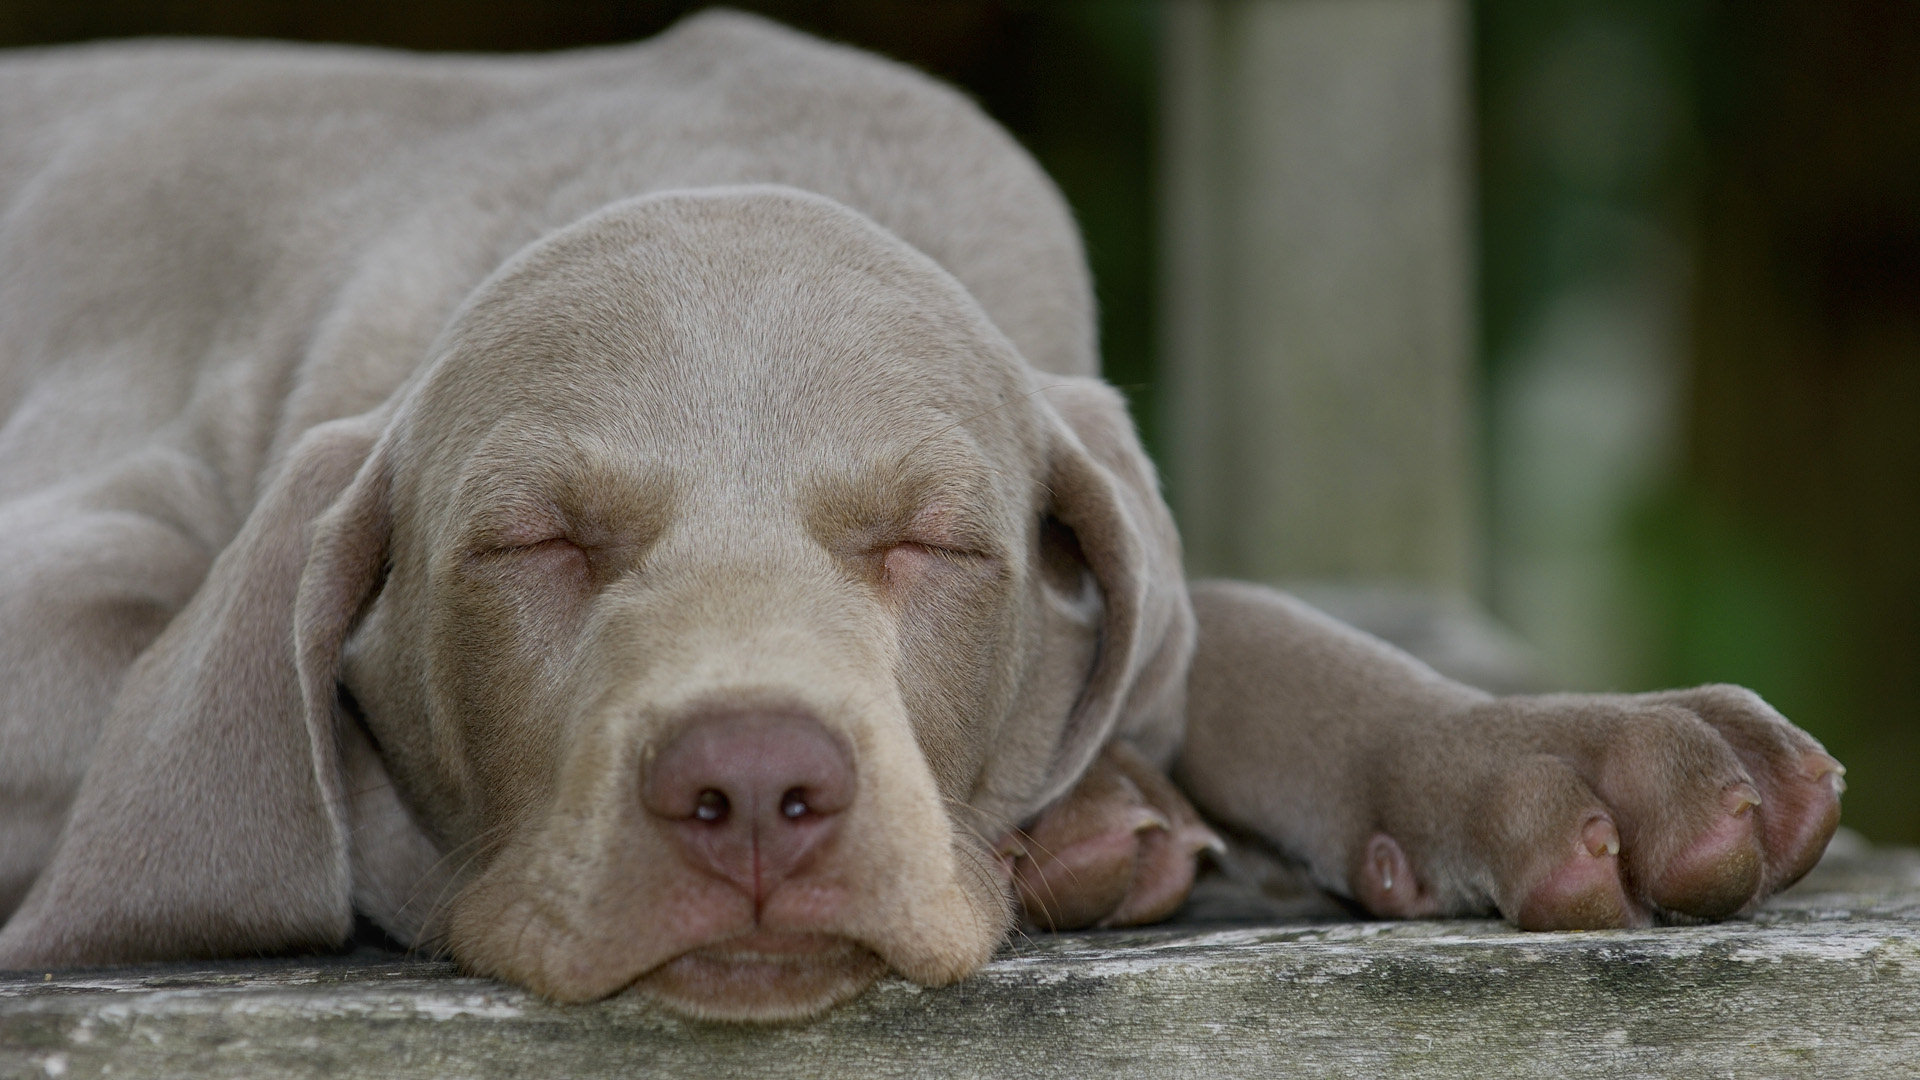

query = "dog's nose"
[642, 711, 854, 905]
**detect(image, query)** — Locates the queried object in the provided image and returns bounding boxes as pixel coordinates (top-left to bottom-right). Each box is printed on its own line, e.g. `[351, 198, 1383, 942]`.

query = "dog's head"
[2, 188, 1191, 1020]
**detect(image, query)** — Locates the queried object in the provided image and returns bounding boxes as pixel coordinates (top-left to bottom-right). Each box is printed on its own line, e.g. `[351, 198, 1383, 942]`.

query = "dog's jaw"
[444, 832, 1010, 1018]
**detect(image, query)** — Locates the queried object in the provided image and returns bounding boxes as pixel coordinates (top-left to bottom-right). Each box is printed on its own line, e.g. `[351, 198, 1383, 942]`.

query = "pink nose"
[642, 711, 854, 906]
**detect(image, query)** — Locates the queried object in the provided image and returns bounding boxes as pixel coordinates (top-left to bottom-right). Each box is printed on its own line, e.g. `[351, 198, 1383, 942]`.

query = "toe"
[1516, 814, 1639, 930]
[1102, 816, 1222, 926]
[1099, 744, 1224, 927]
[1647, 782, 1764, 919]
[1457, 749, 1642, 929]
[1005, 742, 1221, 931]
[1571, 701, 1768, 919]
[1757, 751, 1843, 892]
[1647, 686, 1844, 896]
[1006, 817, 1144, 931]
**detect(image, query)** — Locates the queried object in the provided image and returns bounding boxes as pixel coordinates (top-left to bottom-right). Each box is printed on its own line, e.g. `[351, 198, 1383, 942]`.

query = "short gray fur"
[4, 834, 1914, 1080]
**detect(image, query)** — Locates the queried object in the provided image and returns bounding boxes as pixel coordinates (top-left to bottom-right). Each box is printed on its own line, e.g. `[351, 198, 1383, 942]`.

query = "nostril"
[694, 789, 730, 823]
[780, 788, 810, 819]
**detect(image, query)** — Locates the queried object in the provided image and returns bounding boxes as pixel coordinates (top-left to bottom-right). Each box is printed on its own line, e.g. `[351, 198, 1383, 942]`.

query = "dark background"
[1480, 0, 1920, 845]
[2, 0, 1914, 844]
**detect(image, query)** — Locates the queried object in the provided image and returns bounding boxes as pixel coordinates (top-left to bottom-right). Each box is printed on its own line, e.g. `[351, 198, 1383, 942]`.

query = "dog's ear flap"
[1030, 377, 1195, 808]
[0, 414, 392, 966]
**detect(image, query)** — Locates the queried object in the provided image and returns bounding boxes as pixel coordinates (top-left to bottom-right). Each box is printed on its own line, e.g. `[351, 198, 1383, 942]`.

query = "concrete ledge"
[4, 835, 1917, 1079]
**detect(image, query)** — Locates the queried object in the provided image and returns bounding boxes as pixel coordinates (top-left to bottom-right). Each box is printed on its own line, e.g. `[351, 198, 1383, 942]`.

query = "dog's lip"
[631, 930, 889, 1021]
[688, 928, 856, 960]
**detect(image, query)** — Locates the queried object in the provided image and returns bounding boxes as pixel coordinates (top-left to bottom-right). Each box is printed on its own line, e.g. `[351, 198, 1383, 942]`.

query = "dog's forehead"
[390, 189, 1051, 536]
[408, 189, 1044, 474]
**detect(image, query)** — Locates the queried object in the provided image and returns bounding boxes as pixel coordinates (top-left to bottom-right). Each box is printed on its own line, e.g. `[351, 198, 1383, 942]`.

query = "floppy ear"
[0, 413, 392, 966]
[1027, 377, 1195, 809]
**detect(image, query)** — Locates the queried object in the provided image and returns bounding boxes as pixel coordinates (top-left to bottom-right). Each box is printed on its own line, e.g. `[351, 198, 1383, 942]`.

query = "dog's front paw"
[1354, 685, 1843, 929]
[999, 743, 1223, 931]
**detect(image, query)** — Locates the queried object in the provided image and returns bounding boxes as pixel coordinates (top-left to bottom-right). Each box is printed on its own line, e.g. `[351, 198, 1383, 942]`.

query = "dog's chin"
[633, 931, 889, 1022]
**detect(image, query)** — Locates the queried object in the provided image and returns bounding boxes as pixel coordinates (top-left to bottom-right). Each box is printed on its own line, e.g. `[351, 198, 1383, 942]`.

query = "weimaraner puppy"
[0, 12, 1842, 1021]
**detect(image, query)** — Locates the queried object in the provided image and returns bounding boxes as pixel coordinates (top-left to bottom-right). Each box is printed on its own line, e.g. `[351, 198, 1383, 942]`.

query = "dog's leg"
[1175, 580, 1843, 928]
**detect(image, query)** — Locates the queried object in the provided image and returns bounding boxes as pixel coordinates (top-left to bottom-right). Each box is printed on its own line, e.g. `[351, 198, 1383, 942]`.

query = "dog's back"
[0, 11, 1093, 503]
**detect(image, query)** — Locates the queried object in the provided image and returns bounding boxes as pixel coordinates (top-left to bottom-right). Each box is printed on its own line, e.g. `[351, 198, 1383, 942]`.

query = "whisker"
[941, 794, 1083, 933]
[937, 810, 1038, 950]
[395, 822, 513, 949]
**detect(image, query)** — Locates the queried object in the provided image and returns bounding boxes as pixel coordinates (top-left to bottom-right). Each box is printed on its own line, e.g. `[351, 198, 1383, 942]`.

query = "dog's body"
[0, 12, 1841, 1020]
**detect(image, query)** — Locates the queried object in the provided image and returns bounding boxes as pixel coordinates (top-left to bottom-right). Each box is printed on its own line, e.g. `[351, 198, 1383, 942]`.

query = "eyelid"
[460, 537, 576, 570]
[896, 538, 985, 558]
[505, 535, 580, 552]
[464, 525, 577, 559]
[881, 538, 1000, 570]
[898, 502, 999, 554]
[460, 497, 568, 548]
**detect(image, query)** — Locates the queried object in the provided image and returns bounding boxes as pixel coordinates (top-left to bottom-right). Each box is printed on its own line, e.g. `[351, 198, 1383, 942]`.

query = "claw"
[1125, 807, 1173, 836]
[1582, 815, 1621, 858]
[1354, 832, 1440, 917]
[1723, 782, 1762, 816]
[1806, 754, 1847, 794]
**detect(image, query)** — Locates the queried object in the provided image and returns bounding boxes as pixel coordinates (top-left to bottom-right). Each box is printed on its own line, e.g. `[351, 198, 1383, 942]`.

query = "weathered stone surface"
[3, 834, 1916, 1079]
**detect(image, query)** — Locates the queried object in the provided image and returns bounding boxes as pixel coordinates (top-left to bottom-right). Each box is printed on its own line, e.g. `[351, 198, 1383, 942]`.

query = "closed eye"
[468, 535, 576, 555]
[502, 537, 581, 556]
[466, 535, 590, 570]
[894, 539, 972, 557]
[879, 540, 995, 587]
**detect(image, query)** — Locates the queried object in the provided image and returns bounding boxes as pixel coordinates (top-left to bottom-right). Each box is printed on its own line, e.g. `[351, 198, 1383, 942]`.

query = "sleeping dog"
[0, 12, 1841, 1020]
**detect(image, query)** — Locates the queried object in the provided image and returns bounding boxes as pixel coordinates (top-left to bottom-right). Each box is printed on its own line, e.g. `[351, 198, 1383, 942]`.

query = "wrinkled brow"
[803, 442, 1009, 556]
[445, 435, 683, 552]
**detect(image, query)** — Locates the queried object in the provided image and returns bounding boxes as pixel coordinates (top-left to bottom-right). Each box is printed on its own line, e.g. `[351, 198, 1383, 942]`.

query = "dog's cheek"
[888, 553, 1019, 801]
[446, 546, 596, 675]
[433, 558, 597, 819]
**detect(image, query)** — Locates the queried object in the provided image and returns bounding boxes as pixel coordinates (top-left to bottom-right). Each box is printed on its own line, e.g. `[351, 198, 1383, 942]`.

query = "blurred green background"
[1479, 0, 1920, 846]
[2, 0, 1914, 843]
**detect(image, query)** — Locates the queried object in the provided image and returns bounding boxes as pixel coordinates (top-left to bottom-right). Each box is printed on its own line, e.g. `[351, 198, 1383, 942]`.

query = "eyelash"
[893, 538, 987, 559]
[468, 536, 584, 566]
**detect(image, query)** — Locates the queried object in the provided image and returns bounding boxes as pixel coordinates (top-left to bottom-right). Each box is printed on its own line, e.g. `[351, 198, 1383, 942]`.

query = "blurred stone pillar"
[1160, 0, 1478, 595]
